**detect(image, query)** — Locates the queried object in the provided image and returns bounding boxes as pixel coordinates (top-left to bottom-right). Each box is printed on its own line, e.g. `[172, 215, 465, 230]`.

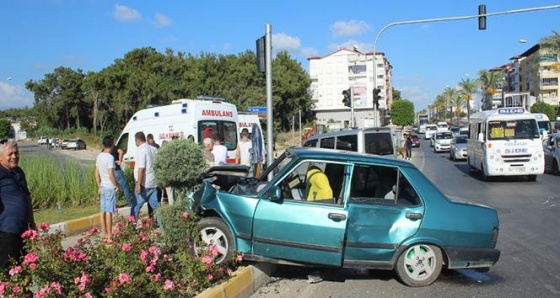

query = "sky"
[1, 0, 560, 112]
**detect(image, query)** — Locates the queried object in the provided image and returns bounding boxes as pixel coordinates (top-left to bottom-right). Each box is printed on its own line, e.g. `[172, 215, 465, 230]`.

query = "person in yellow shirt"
[305, 165, 333, 201]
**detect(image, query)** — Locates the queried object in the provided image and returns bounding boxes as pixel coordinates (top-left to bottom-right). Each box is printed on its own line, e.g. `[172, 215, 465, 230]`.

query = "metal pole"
[265, 24, 274, 180]
[372, 52, 377, 127]
[350, 87, 355, 127]
[372, 4, 560, 125]
[299, 110, 302, 146]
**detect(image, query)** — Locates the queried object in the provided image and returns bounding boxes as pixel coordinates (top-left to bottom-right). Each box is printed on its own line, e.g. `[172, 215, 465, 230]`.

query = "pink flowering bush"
[0, 207, 242, 297]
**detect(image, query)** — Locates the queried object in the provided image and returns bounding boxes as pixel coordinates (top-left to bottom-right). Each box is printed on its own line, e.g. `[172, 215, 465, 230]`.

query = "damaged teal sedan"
[190, 147, 500, 287]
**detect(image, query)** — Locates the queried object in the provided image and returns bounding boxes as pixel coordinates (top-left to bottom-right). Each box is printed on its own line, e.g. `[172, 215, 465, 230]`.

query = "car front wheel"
[195, 217, 235, 265]
[395, 244, 443, 287]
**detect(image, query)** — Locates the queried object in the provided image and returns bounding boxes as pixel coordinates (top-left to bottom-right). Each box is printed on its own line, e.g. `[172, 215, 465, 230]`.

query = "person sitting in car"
[305, 165, 333, 201]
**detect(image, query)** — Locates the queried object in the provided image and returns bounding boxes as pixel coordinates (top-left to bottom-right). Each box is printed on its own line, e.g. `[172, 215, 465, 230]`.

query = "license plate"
[510, 167, 526, 172]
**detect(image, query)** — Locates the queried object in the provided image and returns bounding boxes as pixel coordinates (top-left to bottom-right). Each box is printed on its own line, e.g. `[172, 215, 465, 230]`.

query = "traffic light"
[342, 88, 351, 107]
[478, 4, 486, 30]
[373, 88, 381, 109]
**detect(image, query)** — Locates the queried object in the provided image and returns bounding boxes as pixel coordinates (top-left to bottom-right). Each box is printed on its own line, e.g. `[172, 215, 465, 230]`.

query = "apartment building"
[504, 44, 560, 108]
[308, 48, 393, 129]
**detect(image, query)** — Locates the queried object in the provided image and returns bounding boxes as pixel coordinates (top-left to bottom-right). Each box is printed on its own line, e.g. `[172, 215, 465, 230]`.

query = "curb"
[49, 207, 134, 236]
[49, 208, 276, 297]
[196, 263, 275, 298]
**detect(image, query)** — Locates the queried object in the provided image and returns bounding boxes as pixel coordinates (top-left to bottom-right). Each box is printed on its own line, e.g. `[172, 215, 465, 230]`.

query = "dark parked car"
[190, 147, 500, 287]
[66, 139, 87, 150]
[410, 134, 420, 147]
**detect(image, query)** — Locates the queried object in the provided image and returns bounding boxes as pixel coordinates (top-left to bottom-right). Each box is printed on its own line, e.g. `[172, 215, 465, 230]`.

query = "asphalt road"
[251, 138, 560, 298]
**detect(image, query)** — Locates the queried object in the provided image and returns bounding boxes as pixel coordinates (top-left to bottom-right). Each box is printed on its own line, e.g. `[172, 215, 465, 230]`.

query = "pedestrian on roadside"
[401, 133, 409, 160]
[235, 128, 252, 166]
[94, 136, 119, 243]
[203, 137, 215, 168]
[0, 140, 37, 270]
[147, 133, 160, 149]
[110, 144, 134, 217]
[211, 134, 228, 165]
[146, 133, 163, 216]
[405, 134, 413, 160]
[132, 132, 160, 227]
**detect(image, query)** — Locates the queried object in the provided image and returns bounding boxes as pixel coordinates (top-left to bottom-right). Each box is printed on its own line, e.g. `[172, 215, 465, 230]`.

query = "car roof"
[287, 147, 411, 166]
[305, 127, 391, 141]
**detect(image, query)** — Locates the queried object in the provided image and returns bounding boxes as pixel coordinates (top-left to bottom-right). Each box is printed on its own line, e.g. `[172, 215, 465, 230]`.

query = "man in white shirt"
[236, 128, 252, 166]
[132, 132, 159, 226]
[211, 134, 228, 165]
[94, 136, 119, 243]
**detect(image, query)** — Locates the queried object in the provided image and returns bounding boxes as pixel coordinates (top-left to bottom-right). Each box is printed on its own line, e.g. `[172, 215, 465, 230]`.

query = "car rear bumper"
[444, 246, 500, 269]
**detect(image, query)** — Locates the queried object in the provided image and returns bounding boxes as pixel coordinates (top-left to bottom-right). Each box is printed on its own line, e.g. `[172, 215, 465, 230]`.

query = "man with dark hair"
[110, 142, 134, 216]
[211, 134, 227, 165]
[147, 133, 160, 149]
[95, 136, 119, 243]
[132, 132, 160, 226]
[0, 141, 36, 269]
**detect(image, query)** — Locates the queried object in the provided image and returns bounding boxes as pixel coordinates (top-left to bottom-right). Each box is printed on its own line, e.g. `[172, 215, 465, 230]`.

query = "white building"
[308, 48, 393, 130]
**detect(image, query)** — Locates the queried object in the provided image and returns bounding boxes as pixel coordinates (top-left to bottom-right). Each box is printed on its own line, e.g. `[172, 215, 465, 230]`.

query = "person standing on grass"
[132, 132, 160, 227]
[110, 144, 134, 217]
[94, 136, 119, 243]
[0, 141, 36, 270]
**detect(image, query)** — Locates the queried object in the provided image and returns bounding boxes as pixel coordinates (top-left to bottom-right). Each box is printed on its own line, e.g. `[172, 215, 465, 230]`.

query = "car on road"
[190, 147, 500, 287]
[424, 124, 437, 140]
[432, 131, 454, 152]
[543, 133, 560, 175]
[60, 139, 70, 150]
[449, 135, 468, 161]
[410, 134, 420, 147]
[38, 136, 48, 145]
[65, 139, 87, 150]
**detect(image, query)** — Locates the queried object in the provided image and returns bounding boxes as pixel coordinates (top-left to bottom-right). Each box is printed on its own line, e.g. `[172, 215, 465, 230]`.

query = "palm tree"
[458, 78, 479, 119]
[539, 31, 560, 71]
[433, 94, 446, 120]
[442, 87, 460, 124]
[478, 69, 504, 110]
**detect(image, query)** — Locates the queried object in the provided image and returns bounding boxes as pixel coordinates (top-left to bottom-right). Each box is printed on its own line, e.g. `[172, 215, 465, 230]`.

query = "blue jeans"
[100, 186, 116, 213]
[114, 169, 134, 216]
[133, 186, 161, 227]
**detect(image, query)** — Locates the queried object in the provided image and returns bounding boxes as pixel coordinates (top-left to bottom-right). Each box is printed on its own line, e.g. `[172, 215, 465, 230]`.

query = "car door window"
[276, 160, 347, 205]
[349, 164, 420, 207]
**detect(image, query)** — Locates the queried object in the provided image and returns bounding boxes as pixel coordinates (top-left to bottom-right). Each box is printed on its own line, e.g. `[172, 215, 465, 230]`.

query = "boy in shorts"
[94, 136, 119, 243]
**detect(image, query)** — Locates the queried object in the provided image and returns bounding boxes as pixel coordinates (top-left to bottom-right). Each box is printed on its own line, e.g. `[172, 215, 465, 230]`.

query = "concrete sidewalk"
[53, 206, 274, 298]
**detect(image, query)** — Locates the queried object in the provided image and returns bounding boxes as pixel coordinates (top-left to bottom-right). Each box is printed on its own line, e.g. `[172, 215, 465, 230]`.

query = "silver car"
[449, 136, 468, 161]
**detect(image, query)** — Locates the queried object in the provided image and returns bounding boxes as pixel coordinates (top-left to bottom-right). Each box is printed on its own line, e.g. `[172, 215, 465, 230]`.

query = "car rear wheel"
[395, 244, 443, 287]
[195, 217, 235, 265]
[553, 161, 559, 176]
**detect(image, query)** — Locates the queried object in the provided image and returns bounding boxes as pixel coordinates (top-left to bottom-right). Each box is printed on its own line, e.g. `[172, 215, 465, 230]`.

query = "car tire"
[553, 161, 559, 176]
[395, 244, 443, 287]
[480, 164, 491, 182]
[195, 217, 235, 265]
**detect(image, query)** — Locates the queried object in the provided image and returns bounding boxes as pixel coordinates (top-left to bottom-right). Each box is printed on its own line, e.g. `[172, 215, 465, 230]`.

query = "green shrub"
[153, 139, 206, 190]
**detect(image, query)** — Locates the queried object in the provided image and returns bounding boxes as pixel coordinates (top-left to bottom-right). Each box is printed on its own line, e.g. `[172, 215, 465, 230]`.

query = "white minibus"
[467, 107, 544, 181]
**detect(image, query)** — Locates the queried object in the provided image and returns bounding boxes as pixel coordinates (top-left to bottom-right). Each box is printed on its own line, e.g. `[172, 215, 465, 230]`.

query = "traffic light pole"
[371, 4, 560, 126]
[350, 88, 355, 128]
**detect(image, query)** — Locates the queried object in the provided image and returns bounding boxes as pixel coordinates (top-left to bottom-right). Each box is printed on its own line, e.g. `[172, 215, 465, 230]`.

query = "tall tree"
[442, 87, 461, 124]
[458, 78, 479, 119]
[272, 51, 313, 131]
[391, 99, 415, 128]
[478, 69, 504, 110]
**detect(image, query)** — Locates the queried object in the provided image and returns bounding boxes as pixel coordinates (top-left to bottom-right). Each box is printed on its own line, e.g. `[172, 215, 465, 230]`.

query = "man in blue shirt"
[0, 141, 36, 269]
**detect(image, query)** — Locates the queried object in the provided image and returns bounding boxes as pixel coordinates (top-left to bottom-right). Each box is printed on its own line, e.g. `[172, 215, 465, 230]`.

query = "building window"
[349, 64, 366, 75]
[542, 78, 558, 86]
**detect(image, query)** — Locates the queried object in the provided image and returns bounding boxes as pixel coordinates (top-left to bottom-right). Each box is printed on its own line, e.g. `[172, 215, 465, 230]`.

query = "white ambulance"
[116, 98, 239, 168]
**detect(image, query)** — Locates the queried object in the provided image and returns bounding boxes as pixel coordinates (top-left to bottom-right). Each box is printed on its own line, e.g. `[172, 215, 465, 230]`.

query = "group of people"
[0, 128, 254, 269]
[203, 128, 253, 168]
[94, 132, 160, 243]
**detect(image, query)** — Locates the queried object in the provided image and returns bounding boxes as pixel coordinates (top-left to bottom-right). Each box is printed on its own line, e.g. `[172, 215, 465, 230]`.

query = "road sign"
[248, 106, 267, 113]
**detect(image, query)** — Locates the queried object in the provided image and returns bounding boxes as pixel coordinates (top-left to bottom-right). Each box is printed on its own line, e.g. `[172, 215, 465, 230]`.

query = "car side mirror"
[478, 133, 485, 143]
[264, 185, 282, 202]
